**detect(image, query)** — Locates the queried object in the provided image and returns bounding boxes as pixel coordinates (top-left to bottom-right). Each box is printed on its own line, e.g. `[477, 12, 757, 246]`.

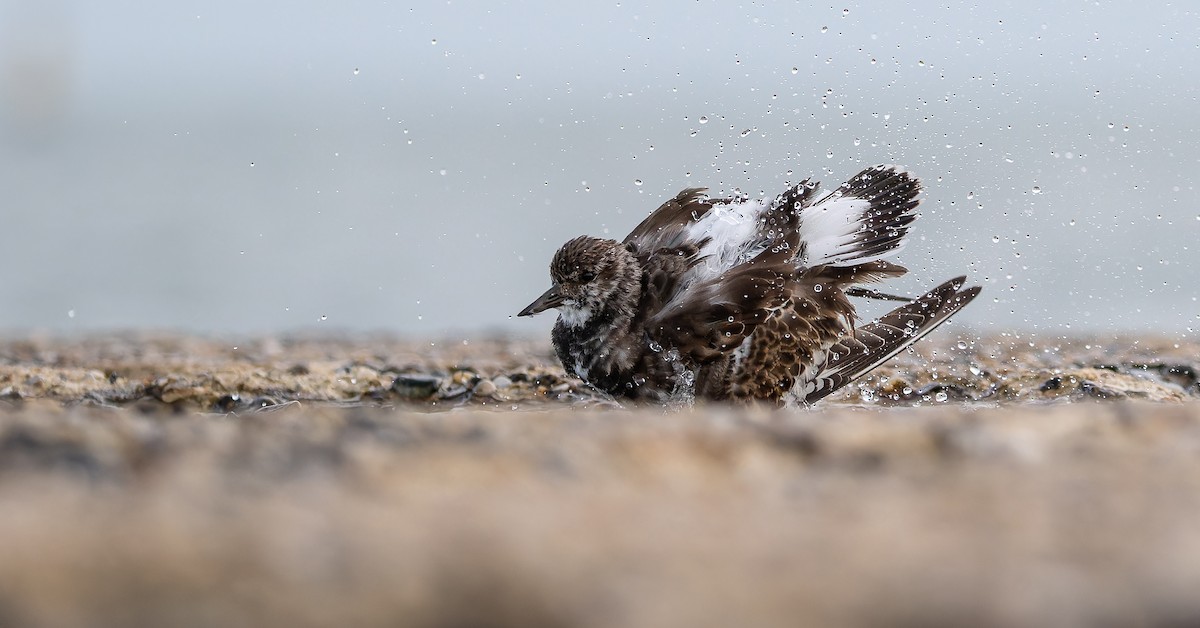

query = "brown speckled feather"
[647, 245, 792, 363]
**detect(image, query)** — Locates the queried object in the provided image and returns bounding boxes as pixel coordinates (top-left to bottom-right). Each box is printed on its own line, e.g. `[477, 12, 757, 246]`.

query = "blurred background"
[0, 1, 1196, 337]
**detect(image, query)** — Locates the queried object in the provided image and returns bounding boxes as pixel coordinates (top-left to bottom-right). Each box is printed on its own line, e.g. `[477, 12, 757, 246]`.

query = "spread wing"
[643, 246, 793, 363]
[628, 183, 821, 364]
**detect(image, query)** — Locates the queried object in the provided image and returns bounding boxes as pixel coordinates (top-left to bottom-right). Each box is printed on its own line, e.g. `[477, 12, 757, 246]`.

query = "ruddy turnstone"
[519, 165, 979, 405]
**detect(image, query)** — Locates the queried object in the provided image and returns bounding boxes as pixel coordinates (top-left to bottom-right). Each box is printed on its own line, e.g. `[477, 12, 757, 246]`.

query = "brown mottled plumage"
[519, 165, 980, 405]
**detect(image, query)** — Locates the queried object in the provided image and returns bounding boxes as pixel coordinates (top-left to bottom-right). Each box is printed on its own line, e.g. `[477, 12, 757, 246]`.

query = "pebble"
[492, 376, 513, 389]
[473, 379, 498, 396]
[392, 374, 442, 399]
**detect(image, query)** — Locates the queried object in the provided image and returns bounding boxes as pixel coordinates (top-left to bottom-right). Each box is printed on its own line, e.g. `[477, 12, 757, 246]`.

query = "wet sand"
[1, 331, 1199, 627]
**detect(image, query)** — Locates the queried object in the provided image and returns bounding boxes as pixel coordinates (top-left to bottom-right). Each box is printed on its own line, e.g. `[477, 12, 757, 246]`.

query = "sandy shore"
[0, 331, 1198, 627]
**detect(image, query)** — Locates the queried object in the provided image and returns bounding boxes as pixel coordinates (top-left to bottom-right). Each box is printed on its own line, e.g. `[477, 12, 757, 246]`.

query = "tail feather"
[801, 276, 981, 404]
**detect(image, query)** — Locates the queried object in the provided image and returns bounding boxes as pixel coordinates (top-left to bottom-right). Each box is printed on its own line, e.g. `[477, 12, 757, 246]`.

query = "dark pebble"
[913, 382, 974, 401]
[214, 393, 242, 413]
[392, 374, 442, 399]
[1039, 376, 1063, 392]
[1079, 380, 1124, 400]
[439, 385, 469, 400]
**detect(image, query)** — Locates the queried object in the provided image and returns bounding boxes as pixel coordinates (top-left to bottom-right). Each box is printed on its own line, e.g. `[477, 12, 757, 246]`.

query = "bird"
[518, 165, 980, 405]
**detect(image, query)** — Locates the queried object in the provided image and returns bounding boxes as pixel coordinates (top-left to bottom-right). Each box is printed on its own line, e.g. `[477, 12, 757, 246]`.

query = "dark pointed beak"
[518, 285, 564, 317]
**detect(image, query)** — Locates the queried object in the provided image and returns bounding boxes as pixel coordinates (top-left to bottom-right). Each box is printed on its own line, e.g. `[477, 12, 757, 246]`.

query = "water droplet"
[698, 116, 709, 124]
[918, 59, 925, 66]
[740, 129, 751, 137]
[1031, 186, 1042, 194]
[820, 25, 828, 33]
[634, 179, 643, 186]
[967, 191, 974, 200]
[957, 340, 968, 350]
[319, 315, 328, 321]
[249, 162, 255, 167]
[515, 73, 522, 80]
[813, 284, 823, 292]
[842, 8, 850, 16]
[430, 38, 437, 45]
[352, 68, 360, 75]
[67, 309, 75, 319]
[934, 391, 948, 403]
[991, 235, 1000, 243]
[791, 66, 799, 74]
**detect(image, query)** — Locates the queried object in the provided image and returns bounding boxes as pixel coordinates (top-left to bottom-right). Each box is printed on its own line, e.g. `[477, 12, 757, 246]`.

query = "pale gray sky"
[1, 1, 1197, 336]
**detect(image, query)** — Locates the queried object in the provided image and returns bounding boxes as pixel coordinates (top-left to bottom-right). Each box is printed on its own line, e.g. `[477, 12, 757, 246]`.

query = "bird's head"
[518, 236, 640, 326]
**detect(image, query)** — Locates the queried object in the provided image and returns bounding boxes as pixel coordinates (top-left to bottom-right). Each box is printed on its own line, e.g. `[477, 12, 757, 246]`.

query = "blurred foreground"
[0, 333, 1199, 627]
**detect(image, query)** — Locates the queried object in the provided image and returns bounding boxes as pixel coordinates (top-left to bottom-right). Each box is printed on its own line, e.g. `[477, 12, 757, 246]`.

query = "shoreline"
[1, 331, 1195, 410]
[0, 332, 1198, 626]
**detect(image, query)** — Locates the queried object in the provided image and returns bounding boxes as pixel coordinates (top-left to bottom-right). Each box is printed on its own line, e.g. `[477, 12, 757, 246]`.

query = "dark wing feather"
[822, 260, 909, 285]
[803, 276, 981, 403]
[623, 188, 714, 254]
[646, 246, 792, 363]
[636, 242, 707, 322]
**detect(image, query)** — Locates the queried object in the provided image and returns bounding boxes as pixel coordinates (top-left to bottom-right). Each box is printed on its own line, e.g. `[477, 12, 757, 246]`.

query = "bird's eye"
[579, 271, 596, 283]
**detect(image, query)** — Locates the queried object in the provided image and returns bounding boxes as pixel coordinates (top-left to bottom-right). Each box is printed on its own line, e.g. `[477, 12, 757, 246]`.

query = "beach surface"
[1, 331, 1198, 627]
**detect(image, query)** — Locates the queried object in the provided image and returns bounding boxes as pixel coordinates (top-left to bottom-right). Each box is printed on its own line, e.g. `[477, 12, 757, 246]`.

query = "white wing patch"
[798, 195, 900, 267]
[684, 197, 771, 282]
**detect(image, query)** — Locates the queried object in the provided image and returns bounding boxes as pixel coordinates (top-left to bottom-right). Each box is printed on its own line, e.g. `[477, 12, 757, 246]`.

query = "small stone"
[159, 386, 201, 404]
[551, 383, 571, 393]
[492, 375, 513, 389]
[451, 370, 477, 386]
[392, 374, 442, 399]
[439, 385, 469, 400]
[473, 379, 497, 396]
[214, 393, 242, 413]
